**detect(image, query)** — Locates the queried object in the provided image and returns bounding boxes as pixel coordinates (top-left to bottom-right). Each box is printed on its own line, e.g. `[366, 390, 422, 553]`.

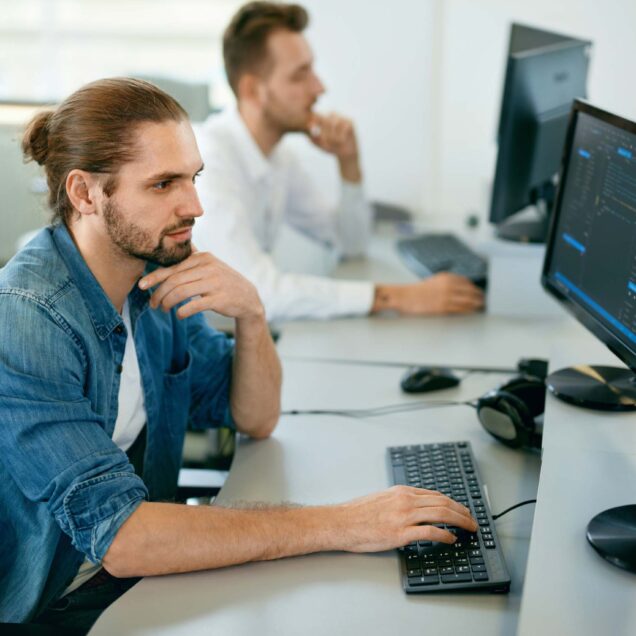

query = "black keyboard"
[396, 233, 488, 287]
[387, 441, 511, 593]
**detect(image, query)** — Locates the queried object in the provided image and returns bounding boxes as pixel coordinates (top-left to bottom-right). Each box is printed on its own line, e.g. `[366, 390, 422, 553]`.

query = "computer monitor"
[489, 24, 592, 243]
[542, 99, 636, 574]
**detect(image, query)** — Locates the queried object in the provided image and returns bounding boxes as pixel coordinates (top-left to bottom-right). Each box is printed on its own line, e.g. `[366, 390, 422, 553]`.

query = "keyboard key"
[441, 573, 473, 584]
[472, 571, 490, 581]
[409, 575, 440, 586]
[471, 564, 487, 572]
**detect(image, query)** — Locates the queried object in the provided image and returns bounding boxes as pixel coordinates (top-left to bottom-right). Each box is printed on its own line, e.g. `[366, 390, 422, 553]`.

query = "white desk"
[518, 343, 636, 636]
[90, 238, 636, 636]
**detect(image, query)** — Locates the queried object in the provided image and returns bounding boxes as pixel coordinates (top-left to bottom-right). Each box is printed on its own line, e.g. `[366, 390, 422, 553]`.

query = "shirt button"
[114, 325, 124, 335]
[116, 364, 123, 374]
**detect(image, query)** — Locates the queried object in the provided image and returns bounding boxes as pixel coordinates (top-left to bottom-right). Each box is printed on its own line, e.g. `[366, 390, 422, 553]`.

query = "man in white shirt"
[194, 1, 484, 321]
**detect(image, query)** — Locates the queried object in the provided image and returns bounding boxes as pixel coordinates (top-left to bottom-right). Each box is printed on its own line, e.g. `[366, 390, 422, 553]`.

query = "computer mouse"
[400, 366, 461, 394]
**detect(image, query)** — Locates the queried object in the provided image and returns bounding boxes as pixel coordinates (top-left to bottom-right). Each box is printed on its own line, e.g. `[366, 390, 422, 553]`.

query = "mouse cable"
[492, 499, 537, 520]
[281, 399, 475, 419]
[282, 355, 519, 375]
[215, 401, 477, 456]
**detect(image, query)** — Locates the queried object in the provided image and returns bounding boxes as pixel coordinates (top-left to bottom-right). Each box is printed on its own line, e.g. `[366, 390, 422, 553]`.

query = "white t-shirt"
[61, 300, 147, 596]
[193, 108, 375, 321]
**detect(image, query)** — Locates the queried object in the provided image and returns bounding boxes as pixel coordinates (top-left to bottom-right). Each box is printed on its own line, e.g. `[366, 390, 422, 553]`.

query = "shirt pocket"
[161, 350, 193, 441]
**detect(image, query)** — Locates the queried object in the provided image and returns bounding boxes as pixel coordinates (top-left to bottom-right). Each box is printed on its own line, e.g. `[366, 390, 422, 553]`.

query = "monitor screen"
[489, 24, 591, 243]
[542, 100, 636, 373]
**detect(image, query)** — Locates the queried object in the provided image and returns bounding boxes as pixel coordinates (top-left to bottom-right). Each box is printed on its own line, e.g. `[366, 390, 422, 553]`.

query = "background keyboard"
[387, 441, 511, 593]
[396, 233, 488, 287]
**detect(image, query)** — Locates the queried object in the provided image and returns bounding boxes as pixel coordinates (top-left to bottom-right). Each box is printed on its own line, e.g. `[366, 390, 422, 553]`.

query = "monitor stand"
[549, 365, 636, 573]
[546, 365, 636, 411]
[495, 203, 550, 244]
[587, 505, 636, 574]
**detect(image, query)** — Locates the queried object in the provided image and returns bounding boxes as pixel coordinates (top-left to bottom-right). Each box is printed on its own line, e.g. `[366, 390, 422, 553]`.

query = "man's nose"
[312, 72, 326, 97]
[178, 185, 204, 218]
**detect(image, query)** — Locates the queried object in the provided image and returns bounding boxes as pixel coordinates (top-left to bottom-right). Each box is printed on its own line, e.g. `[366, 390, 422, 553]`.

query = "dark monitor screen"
[542, 101, 636, 567]
[489, 24, 591, 242]
[542, 100, 636, 374]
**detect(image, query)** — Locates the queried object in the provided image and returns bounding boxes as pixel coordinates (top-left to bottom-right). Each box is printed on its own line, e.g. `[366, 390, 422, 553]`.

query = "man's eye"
[154, 180, 172, 190]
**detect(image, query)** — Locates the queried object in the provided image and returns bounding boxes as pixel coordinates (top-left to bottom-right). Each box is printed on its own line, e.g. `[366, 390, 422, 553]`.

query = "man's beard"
[262, 90, 314, 134]
[103, 198, 193, 267]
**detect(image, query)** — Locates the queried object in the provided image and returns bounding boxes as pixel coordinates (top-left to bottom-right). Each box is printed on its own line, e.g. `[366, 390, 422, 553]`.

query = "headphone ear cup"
[476, 384, 541, 449]
[476, 391, 527, 448]
[498, 376, 546, 422]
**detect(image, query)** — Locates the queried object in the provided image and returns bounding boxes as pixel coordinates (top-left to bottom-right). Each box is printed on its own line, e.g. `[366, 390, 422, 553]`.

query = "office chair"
[133, 75, 212, 122]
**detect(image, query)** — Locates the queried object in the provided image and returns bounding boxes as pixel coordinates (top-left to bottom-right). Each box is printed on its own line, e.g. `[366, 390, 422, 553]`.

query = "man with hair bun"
[193, 1, 484, 321]
[0, 77, 476, 630]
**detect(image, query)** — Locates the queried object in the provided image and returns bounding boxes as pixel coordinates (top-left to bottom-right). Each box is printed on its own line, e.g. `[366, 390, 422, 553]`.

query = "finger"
[321, 115, 340, 141]
[413, 493, 472, 519]
[413, 506, 478, 532]
[149, 268, 206, 309]
[448, 291, 485, 309]
[331, 120, 350, 146]
[444, 301, 483, 315]
[139, 266, 177, 291]
[406, 524, 458, 545]
[156, 280, 207, 313]
[307, 112, 325, 137]
[441, 278, 484, 296]
[334, 118, 351, 143]
[176, 295, 211, 320]
[139, 253, 203, 290]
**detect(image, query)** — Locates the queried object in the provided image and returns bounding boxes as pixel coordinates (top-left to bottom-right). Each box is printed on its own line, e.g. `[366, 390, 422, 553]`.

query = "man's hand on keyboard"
[334, 485, 478, 553]
[372, 273, 484, 315]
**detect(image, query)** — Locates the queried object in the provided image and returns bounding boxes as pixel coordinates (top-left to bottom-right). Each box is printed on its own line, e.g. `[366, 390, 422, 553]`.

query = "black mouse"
[400, 366, 461, 394]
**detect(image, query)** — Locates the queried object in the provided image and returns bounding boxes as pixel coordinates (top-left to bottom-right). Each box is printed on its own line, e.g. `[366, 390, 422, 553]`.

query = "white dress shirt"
[192, 108, 375, 322]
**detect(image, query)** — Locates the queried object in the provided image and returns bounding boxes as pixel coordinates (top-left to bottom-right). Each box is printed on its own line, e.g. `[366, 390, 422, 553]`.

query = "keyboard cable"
[492, 499, 537, 520]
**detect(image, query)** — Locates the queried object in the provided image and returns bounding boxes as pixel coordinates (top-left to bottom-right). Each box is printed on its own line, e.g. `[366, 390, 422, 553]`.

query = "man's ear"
[66, 170, 100, 217]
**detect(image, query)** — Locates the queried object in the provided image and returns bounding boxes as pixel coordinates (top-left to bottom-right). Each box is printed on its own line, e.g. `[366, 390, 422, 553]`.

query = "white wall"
[435, 0, 636, 224]
[291, 0, 636, 226]
[287, 0, 438, 214]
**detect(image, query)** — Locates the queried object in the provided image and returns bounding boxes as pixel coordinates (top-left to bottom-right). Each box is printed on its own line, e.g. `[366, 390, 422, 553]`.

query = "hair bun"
[22, 110, 53, 166]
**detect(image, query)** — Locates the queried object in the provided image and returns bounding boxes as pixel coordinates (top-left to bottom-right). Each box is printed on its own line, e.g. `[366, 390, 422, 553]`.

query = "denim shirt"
[0, 225, 234, 622]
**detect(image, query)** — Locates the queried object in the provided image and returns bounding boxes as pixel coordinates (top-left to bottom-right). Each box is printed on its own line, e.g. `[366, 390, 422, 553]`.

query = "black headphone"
[475, 375, 546, 450]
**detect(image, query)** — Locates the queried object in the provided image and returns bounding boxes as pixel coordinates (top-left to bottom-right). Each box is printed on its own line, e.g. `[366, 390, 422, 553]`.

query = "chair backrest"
[134, 75, 212, 122]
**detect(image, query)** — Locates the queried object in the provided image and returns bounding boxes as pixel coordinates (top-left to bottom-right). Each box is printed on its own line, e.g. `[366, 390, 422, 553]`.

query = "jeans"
[34, 573, 140, 634]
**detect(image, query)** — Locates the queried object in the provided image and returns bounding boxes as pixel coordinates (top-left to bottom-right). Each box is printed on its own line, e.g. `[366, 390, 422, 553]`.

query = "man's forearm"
[103, 487, 478, 578]
[103, 501, 342, 578]
[230, 314, 281, 437]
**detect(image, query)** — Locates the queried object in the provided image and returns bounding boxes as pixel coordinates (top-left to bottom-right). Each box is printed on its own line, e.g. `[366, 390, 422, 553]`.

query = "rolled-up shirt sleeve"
[0, 293, 148, 564]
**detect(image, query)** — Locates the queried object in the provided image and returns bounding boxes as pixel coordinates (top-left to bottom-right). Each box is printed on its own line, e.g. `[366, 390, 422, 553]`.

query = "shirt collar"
[52, 224, 150, 340]
[225, 107, 283, 183]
